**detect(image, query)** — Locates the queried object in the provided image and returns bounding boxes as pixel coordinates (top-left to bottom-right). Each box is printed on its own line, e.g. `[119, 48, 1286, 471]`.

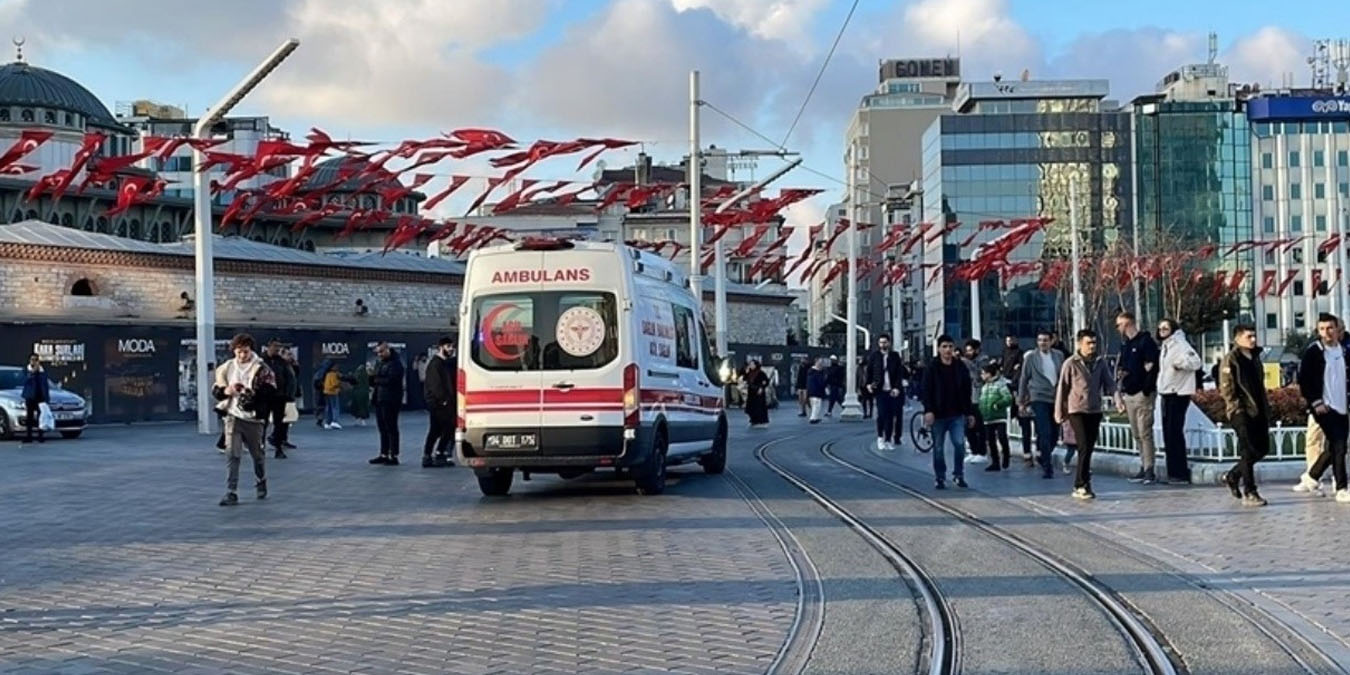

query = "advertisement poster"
[33, 337, 94, 416]
[313, 339, 358, 413]
[104, 336, 174, 421]
[178, 339, 231, 413]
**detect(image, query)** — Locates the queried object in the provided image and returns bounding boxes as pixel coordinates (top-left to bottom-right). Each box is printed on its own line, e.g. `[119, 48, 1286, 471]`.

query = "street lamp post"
[689, 70, 703, 302]
[193, 38, 299, 434]
[840, 149, 864, 421]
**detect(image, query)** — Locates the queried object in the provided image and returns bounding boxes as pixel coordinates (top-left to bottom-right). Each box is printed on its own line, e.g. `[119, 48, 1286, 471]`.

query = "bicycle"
[909, 409, 933, 452]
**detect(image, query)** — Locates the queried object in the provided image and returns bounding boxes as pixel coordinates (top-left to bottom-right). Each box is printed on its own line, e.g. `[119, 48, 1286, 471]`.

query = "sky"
[0, 0, 1344, 257]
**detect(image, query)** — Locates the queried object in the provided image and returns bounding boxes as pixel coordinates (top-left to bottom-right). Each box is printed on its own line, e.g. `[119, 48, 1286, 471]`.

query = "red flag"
[422, 175, 471, 211]
[1229, 269, 1249, 294]
[463, 177, 506, 216]
[24, 170, 67, 202]
[1258, 270, 1277, 297]
[492, 179, 541, 214]
[1277, 270, 1300, 295]
[0, 130, 52, 171]
[105, 175, 152, 217]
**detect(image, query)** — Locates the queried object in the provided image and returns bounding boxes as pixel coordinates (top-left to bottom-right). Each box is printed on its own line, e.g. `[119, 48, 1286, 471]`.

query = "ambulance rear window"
[471, 291, 619, 371]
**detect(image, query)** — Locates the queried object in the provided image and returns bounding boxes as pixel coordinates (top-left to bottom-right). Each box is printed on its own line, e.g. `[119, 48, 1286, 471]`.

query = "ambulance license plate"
[486, 433, 538, 450]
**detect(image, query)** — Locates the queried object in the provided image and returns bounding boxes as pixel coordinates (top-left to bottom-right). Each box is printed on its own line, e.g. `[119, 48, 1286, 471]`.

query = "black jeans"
[424, 406, 454, 458]
[876, 393, 903, 444]
[267, 401, 289, 448]
[1309, 410, 1349, 491]
[966, 408, 986, 455]
[1160, 394, 1192, 481]
[23, 400, 42, 441]
[1229, 413, 1270, 495]
[375, 402, 401, 457]
[984, 421, 1010, 465]
[1068, 412, 1103, 490]
[861, 395, 874, 418]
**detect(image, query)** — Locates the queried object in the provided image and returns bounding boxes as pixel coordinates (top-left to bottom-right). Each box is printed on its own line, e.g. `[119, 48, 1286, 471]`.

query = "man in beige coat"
[1055, 330, 1116, 500]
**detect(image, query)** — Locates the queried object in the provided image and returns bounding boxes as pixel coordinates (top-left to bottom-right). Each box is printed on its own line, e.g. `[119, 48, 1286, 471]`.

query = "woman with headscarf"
[744, 360, 771, 428]
[1156, 318, 1204, 484]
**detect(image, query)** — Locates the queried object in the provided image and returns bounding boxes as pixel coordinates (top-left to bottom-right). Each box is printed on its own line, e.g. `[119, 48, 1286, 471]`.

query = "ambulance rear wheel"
[635, 429, 668, 495]
[700, 417, 727, 475]
[477, 469, 513, 496]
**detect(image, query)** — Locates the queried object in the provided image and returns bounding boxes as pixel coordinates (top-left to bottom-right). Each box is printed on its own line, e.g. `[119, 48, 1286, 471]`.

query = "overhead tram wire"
[779, 0, 861, 149]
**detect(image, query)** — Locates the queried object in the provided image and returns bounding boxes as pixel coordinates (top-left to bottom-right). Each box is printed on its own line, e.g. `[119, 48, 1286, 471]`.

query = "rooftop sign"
[1247, 96, 1350, 122]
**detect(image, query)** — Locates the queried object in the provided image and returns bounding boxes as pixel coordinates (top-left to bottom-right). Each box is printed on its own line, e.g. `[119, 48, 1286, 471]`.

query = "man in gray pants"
[212, 333, 277, 506]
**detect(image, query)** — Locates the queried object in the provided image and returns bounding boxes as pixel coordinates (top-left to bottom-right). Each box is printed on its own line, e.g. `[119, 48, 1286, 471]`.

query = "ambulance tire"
[477, 468, 514, 496]
[700, 417, 727, 475]
[635, 428, 668, 495]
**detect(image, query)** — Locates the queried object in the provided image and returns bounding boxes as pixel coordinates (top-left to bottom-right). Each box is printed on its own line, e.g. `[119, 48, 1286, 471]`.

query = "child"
[322, 362, 343, 429]
[978, 363, 1013, 471]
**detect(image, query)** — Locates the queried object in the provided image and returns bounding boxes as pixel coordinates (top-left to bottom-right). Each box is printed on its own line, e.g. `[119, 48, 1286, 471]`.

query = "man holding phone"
[212, 333, 277, 506]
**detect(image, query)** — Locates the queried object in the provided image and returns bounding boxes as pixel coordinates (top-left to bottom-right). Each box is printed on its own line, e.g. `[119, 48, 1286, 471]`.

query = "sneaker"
[1001, 457, 1010, 470]
[876, 437, 887, 451]
[1142, 469, 1157, 485]
[274, 449, 287, 459]
[984, 463, 1001, 472]
[218, 492, 238, 507]
[215, 439, 226, 450]
[434, 454, 453, 467]
[1072, 487, 1096, 500]
[1222, 471, 1242, 500]
[386, 456, 400, 466]
[422, 455, 436, 468]
[1063, 463, 1074, 475]
[1242, 492, 1268, 507]
[256, 481, 267, 500]
[883, 441, 896, 451]
[809, 419, 820, 425]
[935, 479, 946, 490]
[330, 422, 343, 430]
[955, 477, 969, 488]
[1294, 474, 1325, 496]
[1127, 469, 1147, 483]
[1168, 476, 1192, 485]
[369, 455, 389, 465]
[1022, 454, 1034, 466]
[1336, 489, 1350, 504]
[965, 454, 989, 465]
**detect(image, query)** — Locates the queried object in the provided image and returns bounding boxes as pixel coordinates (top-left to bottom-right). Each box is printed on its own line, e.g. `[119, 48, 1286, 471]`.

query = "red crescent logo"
[480, 303, 529, 362]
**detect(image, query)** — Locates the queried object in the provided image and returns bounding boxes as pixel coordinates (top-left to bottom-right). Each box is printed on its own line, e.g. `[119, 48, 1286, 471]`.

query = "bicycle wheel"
[910, 410, 933, 453]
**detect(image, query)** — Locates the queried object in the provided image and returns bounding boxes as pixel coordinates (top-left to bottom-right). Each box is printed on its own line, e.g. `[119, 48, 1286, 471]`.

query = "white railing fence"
[1007, 416, 1308, 463]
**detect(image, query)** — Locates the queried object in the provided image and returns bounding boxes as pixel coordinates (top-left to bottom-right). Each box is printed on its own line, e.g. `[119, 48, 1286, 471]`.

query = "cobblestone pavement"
[0, 415, 799, 675]
[871, 431, 1350, 666]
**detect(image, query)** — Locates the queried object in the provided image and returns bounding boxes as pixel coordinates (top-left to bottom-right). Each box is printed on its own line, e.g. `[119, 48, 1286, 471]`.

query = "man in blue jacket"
[21, 353, 50, 444]
[369, 342, 406, 466]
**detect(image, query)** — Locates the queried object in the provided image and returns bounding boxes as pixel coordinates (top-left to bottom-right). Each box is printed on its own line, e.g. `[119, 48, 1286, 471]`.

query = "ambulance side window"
[671, 304, 697, 370]
[698, 320, 718, 384]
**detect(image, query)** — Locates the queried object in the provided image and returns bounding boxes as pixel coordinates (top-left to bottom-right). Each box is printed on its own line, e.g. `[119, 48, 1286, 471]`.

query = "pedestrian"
[1019, 330, 1065, 478]
[262, 340, 295, 458]
[1218, 325, 1271, 506]
[1156, 318, 1203, 484]
[1055, 329, 1116, 500]
[369, 342, 405, 465]
[921, 335, 975, 490]
[422, 336, 456, 468]
[1293, 313, 1350, 502]
[795, 356, 810, 417]
[744, 360, 771, 428]
[312, 359, 330, 428]
[806, 357, 828, 424]
[856, 357, 874, 419]
[1114, 311, 1161, 484]
[322, 362, 343, 429]
[979, 363, 1013, 471]
[350, 363, 372, 427]
[20, 353, 49, 444]
[866, 333, 907, 450]
[1051, 332, 1072, 359]
[962, 339, 988, 464]
[1002, 335, 1034, 463]
[826, 355, 845, 417]
[211, 333, 276, 506]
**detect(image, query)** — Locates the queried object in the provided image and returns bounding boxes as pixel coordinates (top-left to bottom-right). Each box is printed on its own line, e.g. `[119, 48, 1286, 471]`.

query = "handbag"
[283, 401, 299, 423]
[37, 402, 56, 431]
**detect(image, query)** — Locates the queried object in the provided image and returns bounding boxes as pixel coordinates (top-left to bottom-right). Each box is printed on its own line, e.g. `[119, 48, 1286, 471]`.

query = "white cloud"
[1225, 26, 1312, 89]
[1050, 28, 1206, 100]
[877, 0, 1041, 82]
[669, 0, 830, 45]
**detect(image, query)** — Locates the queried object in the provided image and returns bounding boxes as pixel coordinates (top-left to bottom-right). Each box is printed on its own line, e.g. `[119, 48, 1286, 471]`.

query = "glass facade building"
[922, 100, 1133, 344]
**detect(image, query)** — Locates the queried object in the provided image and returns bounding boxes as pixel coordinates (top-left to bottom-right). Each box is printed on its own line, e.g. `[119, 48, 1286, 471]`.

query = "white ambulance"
[455, 238, 729, 496]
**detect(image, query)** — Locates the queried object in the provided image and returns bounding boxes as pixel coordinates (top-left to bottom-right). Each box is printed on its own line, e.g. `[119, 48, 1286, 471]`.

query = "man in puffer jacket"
[1156, 319, 1203, 484]
[212, 333, 277, 506]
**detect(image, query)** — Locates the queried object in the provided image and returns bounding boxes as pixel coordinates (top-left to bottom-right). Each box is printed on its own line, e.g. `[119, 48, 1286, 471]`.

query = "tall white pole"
[969, 279, 981, 343]
[1339, 206, 1350, 321]
[1070, 175, 1085, 334]
[194, 38, 299, 434]
[891, 259, 901, 347]
[688, 71, 704, 309]
[840, 148, 863, 420]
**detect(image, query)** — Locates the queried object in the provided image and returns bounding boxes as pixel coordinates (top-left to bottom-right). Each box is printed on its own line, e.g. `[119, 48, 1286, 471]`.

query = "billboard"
[104, 335, 175, 421]
[1247, 96, 1350, 122]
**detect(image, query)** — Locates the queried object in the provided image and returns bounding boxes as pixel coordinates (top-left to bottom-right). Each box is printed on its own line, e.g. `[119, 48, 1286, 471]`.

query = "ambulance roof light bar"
[514, 236, 576, 251]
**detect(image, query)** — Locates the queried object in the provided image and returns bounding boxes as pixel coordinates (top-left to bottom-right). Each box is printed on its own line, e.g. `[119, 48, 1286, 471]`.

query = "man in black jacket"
[866, 333, 908, 451]
[262, 340, 295, 458]
[369, 342, 406, 466]
[1295, 313, 1350, 501]
[1219, 325, 1272, 506]
[422, 337, 456, 468]
[826, 355, 845, 416]
[921, 335, 975, 489]
[794, 357, 810, 417]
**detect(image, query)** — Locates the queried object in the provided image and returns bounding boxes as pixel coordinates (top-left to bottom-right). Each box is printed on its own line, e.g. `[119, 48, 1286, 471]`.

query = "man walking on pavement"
[262, 339, 295, 459]
[1219, 325, 1272, 506]
[1001, 335, 1033, 464]
[212, 333, 276, 506]
[795, 356, 810, 417]
[1019, 330, 1065, 478]
[422, 337, 456, 468]
[962, 339, 988, 464]
[922, 335, 975, 490]
[826, 355, 845, 417]
[866, 333, 907, 451]
[20, 353, 49, 444]
[369, 342, 405, 466]
[1294, 314, 1350, 502]
[1055, 330, 1116, 500]
[1115, 311, 1160, 484]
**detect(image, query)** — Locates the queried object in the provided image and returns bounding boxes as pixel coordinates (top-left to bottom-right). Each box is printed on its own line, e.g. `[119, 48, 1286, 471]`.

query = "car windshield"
[0, 369, 59, 390]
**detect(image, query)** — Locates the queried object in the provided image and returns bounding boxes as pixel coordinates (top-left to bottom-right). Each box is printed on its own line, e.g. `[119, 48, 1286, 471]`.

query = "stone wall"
[0, 258, 787, 343]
